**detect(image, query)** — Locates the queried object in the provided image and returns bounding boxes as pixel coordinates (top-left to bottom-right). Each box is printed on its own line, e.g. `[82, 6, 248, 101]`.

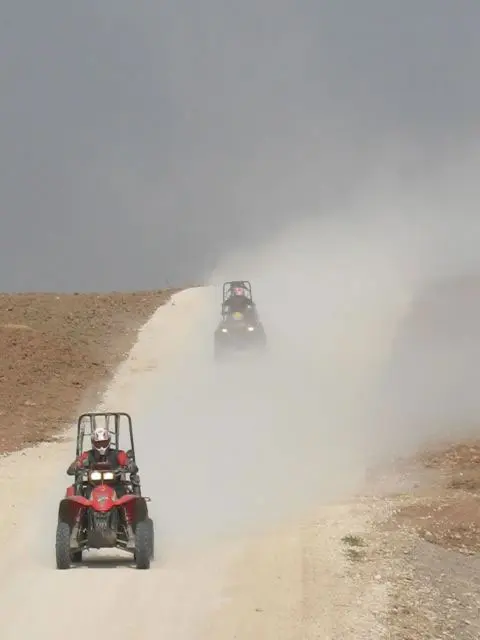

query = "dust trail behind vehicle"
[138, 165, 480, 550]
[0, 187, 479, 639]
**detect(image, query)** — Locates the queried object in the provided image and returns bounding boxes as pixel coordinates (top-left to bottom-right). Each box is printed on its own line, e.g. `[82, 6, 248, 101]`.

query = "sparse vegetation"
[341, 533, 367, 561]
[341, 533, 366, 547]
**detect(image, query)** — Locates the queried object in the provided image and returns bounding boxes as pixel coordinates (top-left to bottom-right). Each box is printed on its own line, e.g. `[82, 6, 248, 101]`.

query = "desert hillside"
[0, 289, 180, 454]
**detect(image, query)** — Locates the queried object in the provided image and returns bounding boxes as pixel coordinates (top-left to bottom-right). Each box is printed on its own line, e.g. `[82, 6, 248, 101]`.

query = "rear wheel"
[135, 520, 152, 569]
[55, 522, 72, 570]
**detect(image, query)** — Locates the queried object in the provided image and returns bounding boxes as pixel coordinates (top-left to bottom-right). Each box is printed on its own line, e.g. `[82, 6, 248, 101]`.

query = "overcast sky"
[0, 1, 479, 291]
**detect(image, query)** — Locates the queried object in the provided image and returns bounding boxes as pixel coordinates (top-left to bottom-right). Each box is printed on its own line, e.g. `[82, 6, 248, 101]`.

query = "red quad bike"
[55, 412, 154, 570]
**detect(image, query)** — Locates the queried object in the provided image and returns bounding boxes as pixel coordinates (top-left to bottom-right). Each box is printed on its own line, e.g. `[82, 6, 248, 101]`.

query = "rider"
[222, 285, 256, 319]
[67, 425, 139, 496]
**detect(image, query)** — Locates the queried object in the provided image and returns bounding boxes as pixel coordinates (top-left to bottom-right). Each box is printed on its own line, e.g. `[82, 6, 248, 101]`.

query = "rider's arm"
[66, 452, 89, 475]
[117, 450, 138, 473]
[66, 461, 78, 476]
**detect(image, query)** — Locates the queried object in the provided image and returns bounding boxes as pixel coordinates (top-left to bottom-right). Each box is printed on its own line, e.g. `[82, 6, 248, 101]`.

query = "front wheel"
[55, 522, 72, 570]
[146, 517, 155, 560]
[135, 520, 153, 569]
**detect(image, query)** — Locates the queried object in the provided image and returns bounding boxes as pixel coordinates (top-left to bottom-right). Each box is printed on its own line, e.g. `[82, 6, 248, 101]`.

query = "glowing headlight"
[221, 328, 228, 333]
[103, 471, 114, 480]
[90, 471, 102, 481]
[247, 326, 255, 332]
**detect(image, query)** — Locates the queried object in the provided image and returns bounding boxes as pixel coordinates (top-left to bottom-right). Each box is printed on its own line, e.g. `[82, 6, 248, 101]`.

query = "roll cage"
[222, 280, 253, 303]
[76, 412, 136, 463]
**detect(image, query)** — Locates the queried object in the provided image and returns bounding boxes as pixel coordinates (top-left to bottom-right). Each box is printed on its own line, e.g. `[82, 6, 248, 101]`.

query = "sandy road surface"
[0, 285, 397, 639]
[0, 288, 237, 640]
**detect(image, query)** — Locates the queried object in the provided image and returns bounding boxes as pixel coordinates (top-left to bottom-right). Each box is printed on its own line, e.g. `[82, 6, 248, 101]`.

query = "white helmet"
[91, 426, 111, 456]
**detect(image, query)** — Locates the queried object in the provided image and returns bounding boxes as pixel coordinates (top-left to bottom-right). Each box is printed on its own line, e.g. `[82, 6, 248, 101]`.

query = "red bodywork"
[61, 487, 138, 525]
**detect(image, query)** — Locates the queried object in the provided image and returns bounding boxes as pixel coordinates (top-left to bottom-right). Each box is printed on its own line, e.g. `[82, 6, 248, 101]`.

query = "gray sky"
[1, 1, 479, 291]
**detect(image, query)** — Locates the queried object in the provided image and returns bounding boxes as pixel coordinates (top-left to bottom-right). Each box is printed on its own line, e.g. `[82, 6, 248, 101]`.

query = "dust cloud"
[137, 148, 480, 549]
[18, 1, 474, 548]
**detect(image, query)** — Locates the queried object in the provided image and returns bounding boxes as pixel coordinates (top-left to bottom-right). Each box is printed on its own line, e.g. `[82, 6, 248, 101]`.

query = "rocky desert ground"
[0, 286, 478, 639]
[0, 289, 179, 453]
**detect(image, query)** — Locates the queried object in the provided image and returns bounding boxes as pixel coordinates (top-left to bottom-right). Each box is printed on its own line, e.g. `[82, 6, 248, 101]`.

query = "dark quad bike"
[214, 280, 267, 361]
[55, 412, 154, 570]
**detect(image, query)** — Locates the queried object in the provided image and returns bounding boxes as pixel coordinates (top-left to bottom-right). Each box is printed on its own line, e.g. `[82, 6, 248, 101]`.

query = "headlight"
[221, 328, 228, 333]
[90, 471, 102, 481]
[103, 471, 114, 480]
[247, 326, 255, 331]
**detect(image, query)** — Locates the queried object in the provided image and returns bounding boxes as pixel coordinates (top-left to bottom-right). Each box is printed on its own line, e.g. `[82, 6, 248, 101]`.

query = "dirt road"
[0, 287, 390, 639]
[0, 284, 478, 639]
[0, 288, 229, 639]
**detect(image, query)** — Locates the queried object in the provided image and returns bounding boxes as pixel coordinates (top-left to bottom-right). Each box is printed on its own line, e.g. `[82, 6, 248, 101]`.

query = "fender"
[64, 495, 91, 507]
[114, 494, 151, 523]
[113, 494, 139, 507]
[58, 495, 90, 526]
[62, 493, 145, 508]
